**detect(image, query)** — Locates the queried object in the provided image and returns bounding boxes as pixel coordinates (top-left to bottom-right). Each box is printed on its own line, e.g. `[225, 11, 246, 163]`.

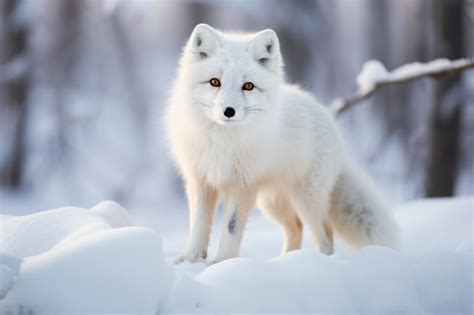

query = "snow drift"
[0, 201, 174, 314]
[0, 198, 472, 314]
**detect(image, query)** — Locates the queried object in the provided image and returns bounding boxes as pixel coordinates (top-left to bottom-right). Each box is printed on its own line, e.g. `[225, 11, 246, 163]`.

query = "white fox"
[165, 24, 398, 263]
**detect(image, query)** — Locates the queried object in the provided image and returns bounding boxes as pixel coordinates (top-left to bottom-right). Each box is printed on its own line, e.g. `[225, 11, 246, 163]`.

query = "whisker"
[245, 105, 265, 113]
[245, 109, 264, 113]
[245, 112, 262, 116]
[192, 97, 214, 109]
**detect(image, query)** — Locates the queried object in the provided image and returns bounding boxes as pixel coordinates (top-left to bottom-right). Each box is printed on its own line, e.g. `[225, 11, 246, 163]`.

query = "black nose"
[223, 107, 235, 118]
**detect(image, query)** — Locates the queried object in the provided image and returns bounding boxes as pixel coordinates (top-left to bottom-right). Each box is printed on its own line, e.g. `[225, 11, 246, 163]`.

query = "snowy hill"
[0, 198, 472, 314]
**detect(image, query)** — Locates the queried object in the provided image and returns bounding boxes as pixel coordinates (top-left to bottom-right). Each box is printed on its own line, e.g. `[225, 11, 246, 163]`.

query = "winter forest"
[1, 0, 473, 314]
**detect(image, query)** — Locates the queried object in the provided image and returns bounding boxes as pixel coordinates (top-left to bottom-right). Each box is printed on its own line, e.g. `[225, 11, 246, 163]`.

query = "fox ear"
[249, 29, 281, 71]
[188, 24, 221, 61]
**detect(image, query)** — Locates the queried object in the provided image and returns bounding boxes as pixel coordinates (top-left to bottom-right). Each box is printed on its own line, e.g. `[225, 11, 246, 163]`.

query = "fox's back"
[271, 84, 345, 182]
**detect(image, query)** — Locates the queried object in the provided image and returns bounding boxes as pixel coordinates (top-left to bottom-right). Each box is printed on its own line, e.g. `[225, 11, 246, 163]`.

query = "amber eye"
[209, 78, 221, 87]
[242, 82, 254, 91]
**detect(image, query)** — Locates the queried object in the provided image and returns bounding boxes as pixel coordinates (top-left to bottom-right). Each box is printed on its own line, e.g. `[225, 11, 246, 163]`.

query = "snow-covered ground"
[0, 197, 472, 314]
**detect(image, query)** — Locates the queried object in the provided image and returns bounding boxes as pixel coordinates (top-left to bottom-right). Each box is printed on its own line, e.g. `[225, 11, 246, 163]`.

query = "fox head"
[179, 24, 283, 126]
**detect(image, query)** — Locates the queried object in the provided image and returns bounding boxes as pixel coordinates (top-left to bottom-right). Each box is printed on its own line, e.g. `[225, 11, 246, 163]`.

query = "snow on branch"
[331, 58, 474, 116]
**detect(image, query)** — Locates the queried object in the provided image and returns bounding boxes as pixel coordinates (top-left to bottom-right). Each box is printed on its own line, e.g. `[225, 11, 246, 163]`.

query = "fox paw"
[208, 255, 234, 265]
[174, 250, 207, 264]
[207, 259, 221, 265]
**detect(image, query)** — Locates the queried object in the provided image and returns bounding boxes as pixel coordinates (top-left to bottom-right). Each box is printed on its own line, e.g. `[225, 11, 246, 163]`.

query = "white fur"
[165, 24, 398, 263]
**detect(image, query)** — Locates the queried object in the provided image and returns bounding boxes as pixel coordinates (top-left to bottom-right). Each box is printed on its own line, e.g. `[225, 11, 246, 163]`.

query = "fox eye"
[209, 78, 221, 87]
[242, 82, 254, 91]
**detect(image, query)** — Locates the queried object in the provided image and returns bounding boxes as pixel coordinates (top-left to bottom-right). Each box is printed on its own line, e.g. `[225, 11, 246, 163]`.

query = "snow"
[395, 198, 473, 254]
[391, 58, 453, 80]
[356, 59, 389, 90]
[1, 197, 473, 314]
[356, 58, 463, 90]
[0, 201, 174, 314]
[0, 254, 21, 301]
[0, 200, 130, 258]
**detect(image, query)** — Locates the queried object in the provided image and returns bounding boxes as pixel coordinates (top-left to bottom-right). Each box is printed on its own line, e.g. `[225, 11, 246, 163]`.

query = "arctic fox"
[165, 24, 398, 263]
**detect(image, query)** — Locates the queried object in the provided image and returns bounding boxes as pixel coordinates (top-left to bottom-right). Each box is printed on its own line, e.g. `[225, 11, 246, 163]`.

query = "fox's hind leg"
[259, 195, 303, 254]
[272, 210, 303, 254]
[292, 184, 334, 255]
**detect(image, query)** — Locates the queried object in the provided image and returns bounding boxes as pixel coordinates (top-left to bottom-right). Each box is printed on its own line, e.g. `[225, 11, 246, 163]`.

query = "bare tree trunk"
[108, 14, 148, 128]
[0, 0, 30, 188]
[274, 0, 320, 85]
[105, 12, 150, 202]
[424, 0, 464, 197]
[50, 0, 80, 151]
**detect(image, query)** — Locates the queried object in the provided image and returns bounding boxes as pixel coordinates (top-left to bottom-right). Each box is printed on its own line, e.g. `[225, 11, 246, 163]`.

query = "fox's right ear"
[187, 24, 221, 61]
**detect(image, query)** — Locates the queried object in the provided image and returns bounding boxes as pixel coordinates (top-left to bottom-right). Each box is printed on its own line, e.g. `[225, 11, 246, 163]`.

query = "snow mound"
[164, 197, 473, 314]
[164, 247, 472, 314]
[0, 203, 174, 314]
[0, 200, 132, 258]
[91, 200, 133, 228]
[1, 198, 472, 314]
[0, 255, 21, 301]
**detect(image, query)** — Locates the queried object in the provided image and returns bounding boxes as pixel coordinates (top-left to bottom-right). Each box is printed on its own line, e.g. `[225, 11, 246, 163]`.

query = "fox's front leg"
[177, 179, 217, 263]
[213, 188, 256, 263]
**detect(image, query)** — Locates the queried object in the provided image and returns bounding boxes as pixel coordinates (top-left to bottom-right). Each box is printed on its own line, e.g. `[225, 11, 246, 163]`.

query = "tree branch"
[331, 58, 474, 116]
[0, 55, 30, 84]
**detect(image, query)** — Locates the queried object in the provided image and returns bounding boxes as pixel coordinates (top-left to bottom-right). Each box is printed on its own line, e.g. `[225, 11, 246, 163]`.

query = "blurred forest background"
[0, 0, 473, 216]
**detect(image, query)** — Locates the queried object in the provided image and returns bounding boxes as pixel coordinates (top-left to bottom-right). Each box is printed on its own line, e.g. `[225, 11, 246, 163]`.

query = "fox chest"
[191, 136, 268, 187]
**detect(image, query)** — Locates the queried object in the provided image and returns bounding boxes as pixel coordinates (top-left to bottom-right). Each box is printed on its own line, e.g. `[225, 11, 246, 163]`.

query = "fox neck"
[191, 101, 281, 188]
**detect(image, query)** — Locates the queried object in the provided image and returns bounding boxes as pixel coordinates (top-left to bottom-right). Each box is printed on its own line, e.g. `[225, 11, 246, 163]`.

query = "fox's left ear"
[249, 29, 282, 72]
